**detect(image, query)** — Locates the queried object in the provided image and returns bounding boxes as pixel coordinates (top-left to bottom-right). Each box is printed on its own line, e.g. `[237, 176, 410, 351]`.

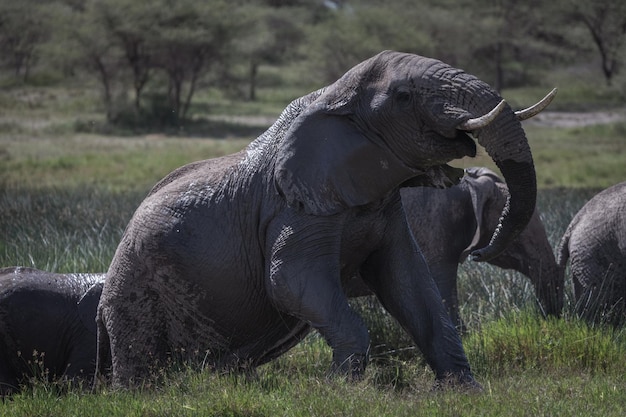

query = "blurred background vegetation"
[1, 0, 625, 129]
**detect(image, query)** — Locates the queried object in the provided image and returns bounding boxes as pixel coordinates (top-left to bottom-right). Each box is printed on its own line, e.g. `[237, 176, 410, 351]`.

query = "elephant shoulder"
[0, 266, 45, 277]
[569, 182, 626, 227]
[0, 269, 100, 303]
[148, 151, 248, 197]
[601, 181, 626, 200]
[0, 267, 49, 295]
[556, 183, 626, 266]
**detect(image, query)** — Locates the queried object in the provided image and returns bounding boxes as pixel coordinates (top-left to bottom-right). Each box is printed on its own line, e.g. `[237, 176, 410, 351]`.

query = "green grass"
[2, 83, 626, 415]
[451, 121, 626, 190]
[2, 326, 625, 416]
[527, 122, 626, 189]
[3, 119, 626, 193]
[466, 313, 626, 376]
[0, 135, 252, 192]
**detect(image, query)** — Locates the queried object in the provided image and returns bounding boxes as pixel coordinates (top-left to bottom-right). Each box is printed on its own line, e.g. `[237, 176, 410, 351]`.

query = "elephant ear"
[274, 100, 421, 216]
[77, 282, 104, 335]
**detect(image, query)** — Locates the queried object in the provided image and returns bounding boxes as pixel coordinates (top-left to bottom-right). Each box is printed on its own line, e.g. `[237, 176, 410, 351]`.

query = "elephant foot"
[215, 356, 259, 380]
[431, 371, 483, 393]
[328, 352, 368, 381]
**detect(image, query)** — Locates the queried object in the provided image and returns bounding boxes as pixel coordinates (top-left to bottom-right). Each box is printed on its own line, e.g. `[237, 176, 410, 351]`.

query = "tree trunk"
[249, 61, 258, 101]
[93, 55, 113, 122]
[494, 42, 504, 92]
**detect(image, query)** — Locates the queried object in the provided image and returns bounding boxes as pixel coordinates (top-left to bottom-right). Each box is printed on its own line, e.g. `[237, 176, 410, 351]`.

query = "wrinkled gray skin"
[558, 182, 626, 326]
[0, 267, 104, 396]
[404, 167, 562, 331]
[97, 51, 538, 388]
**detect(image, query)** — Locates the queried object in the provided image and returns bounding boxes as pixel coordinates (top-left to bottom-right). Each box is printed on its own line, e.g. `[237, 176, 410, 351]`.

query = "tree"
[92, 0, 157, 115]
[70, 0, 240, 125]
[566, 0, 626, 86]
[305, 2, 432, 83]
[151, 0, 240, 121]
[454, 0, 560, 91]
[0, 2, 50, 81]
[70, 3, 123, 122]
[236, 3, 309, 101]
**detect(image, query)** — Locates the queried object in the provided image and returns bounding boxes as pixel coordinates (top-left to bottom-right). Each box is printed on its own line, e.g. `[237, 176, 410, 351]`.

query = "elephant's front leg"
[361, 206, 475, 384]
[429, 263, 467, 334]
[265, 214, 369, 378]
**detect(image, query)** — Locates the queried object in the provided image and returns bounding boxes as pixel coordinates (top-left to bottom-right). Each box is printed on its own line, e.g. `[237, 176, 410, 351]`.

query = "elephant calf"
[401, 167, 563, 331]
[0, 267, 104, 396]
[558, 182, 626, 326]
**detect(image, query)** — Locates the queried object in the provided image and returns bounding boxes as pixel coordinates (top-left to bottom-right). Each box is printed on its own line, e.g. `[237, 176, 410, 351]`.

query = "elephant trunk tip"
[469, 245, 500, 262]
[469, 212, 533, 263]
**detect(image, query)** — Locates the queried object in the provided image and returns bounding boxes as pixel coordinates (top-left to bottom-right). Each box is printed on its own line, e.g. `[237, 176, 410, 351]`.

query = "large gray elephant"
[558, 182, 626, 326]
[402, 167, 563, 331]
[0, 267, 104, 396]
[96, 51, 553, 388]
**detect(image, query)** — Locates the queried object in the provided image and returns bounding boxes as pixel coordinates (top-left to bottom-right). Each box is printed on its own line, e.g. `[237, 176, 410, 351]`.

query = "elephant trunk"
[469, 97, 537, 262]
[521, 240, 564, 317]
[535, 259, 565, 317]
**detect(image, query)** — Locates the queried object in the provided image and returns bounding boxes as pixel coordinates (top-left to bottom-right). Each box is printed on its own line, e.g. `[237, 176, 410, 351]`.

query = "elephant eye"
[395, 90, 412, 106]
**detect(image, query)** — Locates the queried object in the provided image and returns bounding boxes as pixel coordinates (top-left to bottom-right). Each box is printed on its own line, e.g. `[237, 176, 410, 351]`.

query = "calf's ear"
[461, 173, 503, 259]
[77, 282, 104, 335]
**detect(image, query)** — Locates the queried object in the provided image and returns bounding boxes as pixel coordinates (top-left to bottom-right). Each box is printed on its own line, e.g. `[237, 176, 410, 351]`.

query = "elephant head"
[276, 51, 552, 262]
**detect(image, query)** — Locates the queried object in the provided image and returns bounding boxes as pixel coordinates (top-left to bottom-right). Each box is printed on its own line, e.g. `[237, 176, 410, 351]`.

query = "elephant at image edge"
[558, 182, 626, 326]
[403, 167, 563, 331]
[96, 50, 552, 388]
[0, 267, 104, 396]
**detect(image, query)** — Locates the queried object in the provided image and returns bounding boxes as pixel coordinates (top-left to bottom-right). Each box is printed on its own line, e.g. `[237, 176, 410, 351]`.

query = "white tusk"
[515, 88, 558, 121]
[458, 99, 507, 131]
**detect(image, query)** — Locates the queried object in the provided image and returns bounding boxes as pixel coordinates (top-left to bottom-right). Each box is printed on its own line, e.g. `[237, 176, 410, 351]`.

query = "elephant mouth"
[455, 131, 478, 158]
[439, 130, 476, 160]
[403, 130, 477, 169]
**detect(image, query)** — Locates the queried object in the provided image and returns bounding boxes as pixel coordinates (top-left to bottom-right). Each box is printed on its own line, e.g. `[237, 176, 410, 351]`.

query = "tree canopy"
[0, 0, 623, 125]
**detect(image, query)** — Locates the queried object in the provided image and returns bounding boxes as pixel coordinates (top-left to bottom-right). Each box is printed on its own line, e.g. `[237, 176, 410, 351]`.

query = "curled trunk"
[468, 96, 537, 262]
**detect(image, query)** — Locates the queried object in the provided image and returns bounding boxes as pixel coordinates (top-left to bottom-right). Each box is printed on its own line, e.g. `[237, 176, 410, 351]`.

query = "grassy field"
[1, 83, 626, 415]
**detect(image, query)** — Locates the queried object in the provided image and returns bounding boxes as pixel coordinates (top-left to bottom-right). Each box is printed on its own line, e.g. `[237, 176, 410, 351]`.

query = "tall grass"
[465, 313, 626, 377]
[0, 186, 140, 272]
[3, 334, 625, 417]
[2, 85, 626, 415]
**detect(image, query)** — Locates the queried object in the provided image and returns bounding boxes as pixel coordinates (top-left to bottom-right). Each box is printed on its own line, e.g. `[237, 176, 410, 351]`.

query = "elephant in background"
[558, 182, 626, 326]
[97, 50, 553, 389]
[0, 267, 104, 396]
[402, 167, 563, 332]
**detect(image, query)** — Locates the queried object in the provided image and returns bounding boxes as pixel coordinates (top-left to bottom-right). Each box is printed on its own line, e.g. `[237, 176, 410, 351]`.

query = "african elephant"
[96, 50, 553, 388]
[402, 167, 563, 332]
[0, 267, 104, 396]
[558, 182, 626, 326]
